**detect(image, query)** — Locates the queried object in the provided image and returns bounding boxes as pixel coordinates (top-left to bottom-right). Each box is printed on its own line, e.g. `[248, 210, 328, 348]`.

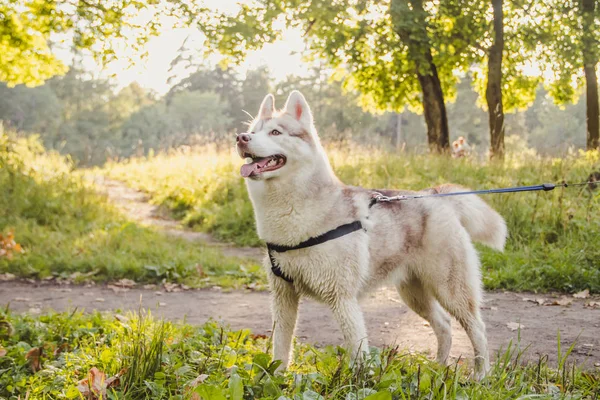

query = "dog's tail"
[433, 184, 508, 251]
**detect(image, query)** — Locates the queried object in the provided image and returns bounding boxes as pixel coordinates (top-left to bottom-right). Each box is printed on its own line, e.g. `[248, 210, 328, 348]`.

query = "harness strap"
[266, 220, 364, 283]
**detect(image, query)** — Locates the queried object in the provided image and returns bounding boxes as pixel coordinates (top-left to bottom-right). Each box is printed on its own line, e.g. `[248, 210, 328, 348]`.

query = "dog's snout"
[237, 133, 251, 143]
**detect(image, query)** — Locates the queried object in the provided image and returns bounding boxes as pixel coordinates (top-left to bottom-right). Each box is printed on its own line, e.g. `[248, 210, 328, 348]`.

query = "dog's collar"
[266, 221, 364, 283]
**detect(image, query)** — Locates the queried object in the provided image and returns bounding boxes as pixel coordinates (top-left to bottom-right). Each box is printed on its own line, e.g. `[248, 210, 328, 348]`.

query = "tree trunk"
[390, 0, 450, 153]
[582, 0, 599, 150]
[486, 0, 505, 159]
[395, 111, 404, 149]
[584, 63, 600, 149]
[417, 63, 450, 152]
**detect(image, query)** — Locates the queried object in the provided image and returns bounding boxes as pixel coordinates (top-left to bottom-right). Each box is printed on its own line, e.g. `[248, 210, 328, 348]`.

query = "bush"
[1, 310, 598, 399]
[0, 132, 262, 287]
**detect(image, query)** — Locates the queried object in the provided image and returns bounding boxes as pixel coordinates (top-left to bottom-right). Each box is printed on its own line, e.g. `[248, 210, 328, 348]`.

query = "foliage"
[0, 132, 262, 287]
[530, 0, 600, 105]
[200, 0, 455, 114]
[0, 0, 204, 87]
[105, 142, 600, 293]
[1, 309, 599, 399]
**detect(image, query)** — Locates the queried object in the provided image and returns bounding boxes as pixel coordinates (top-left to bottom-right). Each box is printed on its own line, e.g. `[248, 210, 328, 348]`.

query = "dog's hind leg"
[396, 276, 452, 364]
[331, 298, 369, 365]
[269, 276, 300, 372]
[431, 254, 489, 380]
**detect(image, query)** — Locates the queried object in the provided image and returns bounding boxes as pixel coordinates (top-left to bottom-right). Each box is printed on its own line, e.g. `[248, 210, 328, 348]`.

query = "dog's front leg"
[269, 276, 299, 371]
[331, 298, 369, 365]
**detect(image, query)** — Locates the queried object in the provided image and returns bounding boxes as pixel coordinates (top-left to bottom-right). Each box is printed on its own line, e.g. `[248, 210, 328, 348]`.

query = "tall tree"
[486, 0, 505, 159]
[200, 0, 471, 152]
[438, 0, 540, 159]
[533, 0, 600, 150]
[390, 0, 449, 151]
[582, 0, 599, 149]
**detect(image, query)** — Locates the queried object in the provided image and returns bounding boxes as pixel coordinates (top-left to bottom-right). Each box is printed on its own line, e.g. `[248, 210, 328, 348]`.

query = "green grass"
[0, 133, 263, 288]
[103, 137, 600, 293]
[1, 309, 598, 399]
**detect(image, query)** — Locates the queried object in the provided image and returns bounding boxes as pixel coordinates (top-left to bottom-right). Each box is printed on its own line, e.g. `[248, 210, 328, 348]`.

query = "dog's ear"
[258, 94, 275, 119]
[284, 90, 313, 126]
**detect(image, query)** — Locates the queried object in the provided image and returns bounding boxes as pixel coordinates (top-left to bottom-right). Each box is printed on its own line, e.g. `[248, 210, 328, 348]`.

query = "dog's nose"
[236, 133, 251, 143]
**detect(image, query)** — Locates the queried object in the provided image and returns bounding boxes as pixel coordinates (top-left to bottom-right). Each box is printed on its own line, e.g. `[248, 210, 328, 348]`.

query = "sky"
[55, 1, 308, 95]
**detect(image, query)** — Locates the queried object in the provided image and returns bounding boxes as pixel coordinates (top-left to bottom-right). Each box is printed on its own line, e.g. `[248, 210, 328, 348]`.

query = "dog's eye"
[270, 129, 282, 136]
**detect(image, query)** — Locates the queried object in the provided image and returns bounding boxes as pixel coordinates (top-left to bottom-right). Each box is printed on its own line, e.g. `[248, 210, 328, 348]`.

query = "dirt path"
[2, 282, 599, 368]
[93, 176, 263, 261]
[4, 177, 598, 369]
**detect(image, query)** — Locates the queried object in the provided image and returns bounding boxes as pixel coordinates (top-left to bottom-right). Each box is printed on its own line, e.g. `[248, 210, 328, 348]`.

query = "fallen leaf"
[114, 314, 129, 323]
[53, 343, 69, 357]
[547, 296, 573, 306]
[0, 273, 16, 281]
[507, 322, 525, 331]
[107, 285, 129, 293]
[13, 297, 31, 302]
[114, 278, 136, 288]
[189, 374, 209, 387]
[95, 298, 105, 302]
[573, 289, 590, 299]
[163, 282, 181, 292]
[159, 302, 167, 307]
[251, 334, 269, 340]
[77, 367, 125, 399]
[523, 297, 547, 305]
[26, 347, 42, 372]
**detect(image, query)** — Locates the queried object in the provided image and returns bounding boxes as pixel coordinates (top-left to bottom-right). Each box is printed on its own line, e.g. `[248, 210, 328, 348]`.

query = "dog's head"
[236, 91, 320, 181]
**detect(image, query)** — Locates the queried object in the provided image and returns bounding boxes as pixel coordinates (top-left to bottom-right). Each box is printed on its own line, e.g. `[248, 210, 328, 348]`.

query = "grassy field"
[2, 309, 598, 400]
[0, 134, 262, 288]
[104, 137, 600, 293]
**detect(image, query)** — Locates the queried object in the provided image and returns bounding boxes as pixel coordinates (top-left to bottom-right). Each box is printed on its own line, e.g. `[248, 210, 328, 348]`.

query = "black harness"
[266, 221, 364, 283]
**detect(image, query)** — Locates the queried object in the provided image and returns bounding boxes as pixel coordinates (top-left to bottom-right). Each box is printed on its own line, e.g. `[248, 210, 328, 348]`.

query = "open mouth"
[240, 153, 287, 178]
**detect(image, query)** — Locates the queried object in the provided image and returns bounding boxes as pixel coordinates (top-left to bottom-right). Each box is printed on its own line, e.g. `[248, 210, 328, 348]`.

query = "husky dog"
[236, 91, 507, 379]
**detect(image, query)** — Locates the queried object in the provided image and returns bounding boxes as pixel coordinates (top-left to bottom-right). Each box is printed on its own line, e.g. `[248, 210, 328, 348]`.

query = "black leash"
[268, 180, 595, 283]
[370, 181, 593, 205]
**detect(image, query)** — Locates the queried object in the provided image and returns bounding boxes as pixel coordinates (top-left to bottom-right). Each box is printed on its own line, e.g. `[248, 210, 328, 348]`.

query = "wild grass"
[1, 309, 598, 399]
[103, 137, 600, 293]
[0, 133, 262, 287]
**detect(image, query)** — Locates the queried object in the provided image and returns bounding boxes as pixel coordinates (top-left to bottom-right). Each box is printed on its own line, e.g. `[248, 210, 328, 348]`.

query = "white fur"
[237, 91, 508, 380]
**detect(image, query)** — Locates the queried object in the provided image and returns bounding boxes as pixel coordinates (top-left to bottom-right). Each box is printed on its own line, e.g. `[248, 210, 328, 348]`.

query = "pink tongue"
[240, 158, 271, 177]
[240, 163, 258, 177]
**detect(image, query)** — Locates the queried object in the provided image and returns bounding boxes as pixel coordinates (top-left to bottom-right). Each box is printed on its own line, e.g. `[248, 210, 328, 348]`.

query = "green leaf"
[229, 373, 244, 400]
[363, 391, 392, 400]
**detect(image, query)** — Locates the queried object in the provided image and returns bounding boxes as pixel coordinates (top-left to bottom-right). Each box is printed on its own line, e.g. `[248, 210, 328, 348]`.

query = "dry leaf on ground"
[573, 289, 590, 299]
[548, 297, 573, 306]
[113, 278, 136, 288]
[26, 347, 42, 372]
[0, 273, 16, 281]
[77, 367, 125, 399]
[585, 301, 600, 309]
[507, 322, 525, 331]
[523, 297, 547, 305]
